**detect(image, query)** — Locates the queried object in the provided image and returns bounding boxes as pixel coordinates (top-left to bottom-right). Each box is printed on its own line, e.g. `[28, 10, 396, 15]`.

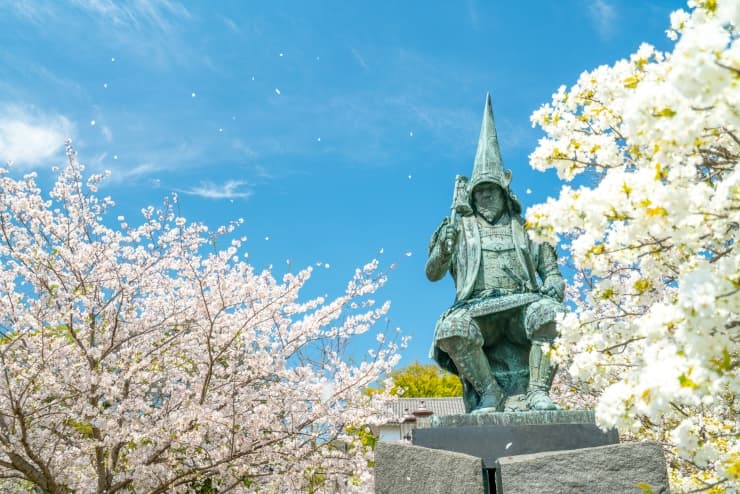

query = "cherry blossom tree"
[0, 142, 404, 493]
[527, 1, 738, 491]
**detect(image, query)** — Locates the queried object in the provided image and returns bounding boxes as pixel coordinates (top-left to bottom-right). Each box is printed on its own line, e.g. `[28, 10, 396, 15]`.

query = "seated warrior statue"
[426, 94, 565, 414]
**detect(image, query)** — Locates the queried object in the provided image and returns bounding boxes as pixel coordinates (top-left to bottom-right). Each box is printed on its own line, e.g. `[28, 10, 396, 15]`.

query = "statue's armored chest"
[478, 222, 515, 252]
[474, 221, 524, 291]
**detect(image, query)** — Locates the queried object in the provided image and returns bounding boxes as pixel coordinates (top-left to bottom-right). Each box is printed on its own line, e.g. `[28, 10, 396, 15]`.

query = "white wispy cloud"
[350, 48, 369, 70]
[588, 0, 618, 39]
[230, 139, 258, 160]
[2, 0, 189, 31]
[96, 139, 206, 184]
[0, 104, 74, 167]
[0, 0, 53, 24]
[220, 15, 240, 34]
[4, 0, 195, 69]
[79, 152, 167, 185]
[467, 0, 480, 29]
[0, 53, 86, 103]
[180, 180, 252, 200]
[69, 0, 191, 33]
[114, 162, 166, 181]
[100, 125, 113, 143]
[496, 117, 535, 151]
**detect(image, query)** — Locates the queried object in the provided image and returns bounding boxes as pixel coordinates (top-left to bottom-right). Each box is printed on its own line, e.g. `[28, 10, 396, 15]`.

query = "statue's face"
[473, 183, 506, 219]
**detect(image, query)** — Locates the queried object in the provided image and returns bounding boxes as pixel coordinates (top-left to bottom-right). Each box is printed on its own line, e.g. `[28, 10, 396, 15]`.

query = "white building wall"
[378, 424, 402, 443]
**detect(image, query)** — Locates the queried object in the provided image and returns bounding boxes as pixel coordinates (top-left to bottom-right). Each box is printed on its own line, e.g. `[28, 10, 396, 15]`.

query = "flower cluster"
[0, 142, 404, 493]
[528, 1, 738, 491]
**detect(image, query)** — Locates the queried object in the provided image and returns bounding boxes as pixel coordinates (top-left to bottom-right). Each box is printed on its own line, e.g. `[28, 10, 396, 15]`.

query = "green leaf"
[624, 76, 640, 89]
[678, 374, 699, 389]
[654, 108, 676, 117]
[636, 482, 655, 494]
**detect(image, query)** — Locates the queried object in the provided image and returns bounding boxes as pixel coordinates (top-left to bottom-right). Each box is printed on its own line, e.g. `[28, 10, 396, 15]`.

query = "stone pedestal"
[374, 442, 485, 494]
[495, 442, 670, 494]
[413, 410, 618, 469]
[375, 411, 670, 493]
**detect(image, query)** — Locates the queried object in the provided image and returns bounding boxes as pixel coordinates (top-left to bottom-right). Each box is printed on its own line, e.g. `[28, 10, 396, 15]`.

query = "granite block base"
[374, 442, 485, 494]
[496, 441, 670, 494]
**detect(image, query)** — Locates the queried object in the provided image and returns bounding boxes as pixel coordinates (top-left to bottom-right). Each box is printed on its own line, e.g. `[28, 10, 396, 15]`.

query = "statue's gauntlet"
[425, 242, 452, 282]
[542, 276, 565, 302]
[426, 218, 454, 282]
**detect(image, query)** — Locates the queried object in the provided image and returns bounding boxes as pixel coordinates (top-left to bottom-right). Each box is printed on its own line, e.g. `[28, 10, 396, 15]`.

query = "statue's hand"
[542, 278, 565, 301]
[441, 223, 459, 256]
[542, 284, 559, 299]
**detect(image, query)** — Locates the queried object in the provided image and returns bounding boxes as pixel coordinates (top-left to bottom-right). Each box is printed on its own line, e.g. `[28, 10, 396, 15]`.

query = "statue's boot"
[438, 336, 503, 413]
[526, 341, 559, 411]
[453, 344, 503, 414]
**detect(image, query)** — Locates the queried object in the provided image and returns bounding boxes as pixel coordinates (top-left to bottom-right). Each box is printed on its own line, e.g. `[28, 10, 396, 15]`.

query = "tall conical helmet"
[467, 93, 521, 214]
[470, 93, 511, 192]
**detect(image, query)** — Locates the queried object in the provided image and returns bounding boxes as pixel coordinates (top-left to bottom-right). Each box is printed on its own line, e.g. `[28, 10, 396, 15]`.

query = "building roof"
[384, 397, 466, 424]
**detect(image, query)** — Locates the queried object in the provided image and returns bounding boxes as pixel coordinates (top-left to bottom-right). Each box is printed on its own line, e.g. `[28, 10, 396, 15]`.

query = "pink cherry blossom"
[0, 141, 403, 493]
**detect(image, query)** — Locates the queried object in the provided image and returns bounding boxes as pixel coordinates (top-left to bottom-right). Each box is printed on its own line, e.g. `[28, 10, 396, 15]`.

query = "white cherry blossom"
[0, 142, 403, 493]
[529, 1, 738, 491]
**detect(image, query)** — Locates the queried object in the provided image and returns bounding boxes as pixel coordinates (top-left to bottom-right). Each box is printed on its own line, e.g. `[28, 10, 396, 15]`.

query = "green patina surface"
[426, 94, 566, 415]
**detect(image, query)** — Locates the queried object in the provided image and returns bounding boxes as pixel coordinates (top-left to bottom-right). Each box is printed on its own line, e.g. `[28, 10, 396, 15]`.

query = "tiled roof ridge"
[397, 396, 462, 401]
[384, 396, 466, 423]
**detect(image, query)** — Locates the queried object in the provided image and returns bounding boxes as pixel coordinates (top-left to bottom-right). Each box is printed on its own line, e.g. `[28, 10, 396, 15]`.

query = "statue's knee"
[525, 298, 562, 341]
[436, 310, 483, 344]
[529, 322, 558, 343]
[438, 335, 473, 357]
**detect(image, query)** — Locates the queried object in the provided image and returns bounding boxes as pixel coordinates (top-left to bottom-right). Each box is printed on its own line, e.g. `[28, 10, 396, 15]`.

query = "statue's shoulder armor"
[458, 213, 477, 230]
[514, 215, 559, 267]
[510, 215, 529, 241]
[513, 214, 527, 231]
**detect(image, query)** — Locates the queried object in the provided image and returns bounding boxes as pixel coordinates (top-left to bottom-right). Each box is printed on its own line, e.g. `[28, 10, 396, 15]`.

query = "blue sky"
[0, 0, 685, 366]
